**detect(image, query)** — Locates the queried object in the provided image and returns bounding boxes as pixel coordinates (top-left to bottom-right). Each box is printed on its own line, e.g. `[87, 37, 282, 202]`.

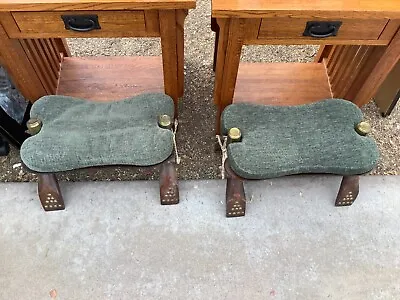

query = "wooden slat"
[53, 38, 71, 57]
[39, 39, 59, 79]
[337, 46, 371, 98]
[0, 13, 46, 101]
[327, 45, 344, 78]
[331, 45, 360, 95]
[315, 45, 333, 63]
[20, 39, 54, 94]
[233, 62, 333, 105]
[345, 46, 386, 101]
[33, 39, 58, 90]
[354, 29, 400, 106]
[57, 56, 164, 100]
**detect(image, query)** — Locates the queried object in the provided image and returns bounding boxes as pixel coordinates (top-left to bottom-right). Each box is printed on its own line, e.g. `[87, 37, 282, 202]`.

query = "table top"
[212, 0, 400, 18]
[0, 0, 196, 11]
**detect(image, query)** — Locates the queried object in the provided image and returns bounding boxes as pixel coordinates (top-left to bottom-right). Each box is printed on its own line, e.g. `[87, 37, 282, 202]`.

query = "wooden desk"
[0, 0, 195, 111]
[212, 0, 400, 131]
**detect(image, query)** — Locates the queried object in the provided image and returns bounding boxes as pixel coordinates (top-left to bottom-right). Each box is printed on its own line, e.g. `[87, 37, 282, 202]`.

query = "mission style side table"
[212, 0, 400, 132]
[0, 0, 196, 113]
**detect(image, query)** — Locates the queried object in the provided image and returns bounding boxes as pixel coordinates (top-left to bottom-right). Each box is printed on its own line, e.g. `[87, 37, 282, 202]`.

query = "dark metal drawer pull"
[303, 21, 342, 38]
[61, 15, 101, 32]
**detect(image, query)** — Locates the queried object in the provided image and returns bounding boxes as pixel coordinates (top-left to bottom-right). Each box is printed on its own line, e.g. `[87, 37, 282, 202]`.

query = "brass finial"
[26, 118, 42, 135]
[355, 121, 371, 136]
[228, 127, 242, 142]
[158, 115, 172, 129]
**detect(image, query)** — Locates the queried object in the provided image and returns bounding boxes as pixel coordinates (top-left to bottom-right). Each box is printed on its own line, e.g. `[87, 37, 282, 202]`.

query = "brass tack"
[228, 127, 242, 142]
[355, 121, 371, 136]
[158, 115, 172, 129]
[26, 118, 42, 135]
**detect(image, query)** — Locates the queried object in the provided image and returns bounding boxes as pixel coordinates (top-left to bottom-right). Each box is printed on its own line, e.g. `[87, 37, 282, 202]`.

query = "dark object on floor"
[0, 135, 10, 156]
[21, 93, 180, 211]
[0, 66, 31, 148]
[221, 99, 380, 217]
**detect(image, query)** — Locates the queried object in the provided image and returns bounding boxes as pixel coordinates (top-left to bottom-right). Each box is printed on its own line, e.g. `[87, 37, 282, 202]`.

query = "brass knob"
[158, 115, 172, 129]
[355, 121, 371, 136]
[26, 118, 42, 135]
[228, 127, 242, 143]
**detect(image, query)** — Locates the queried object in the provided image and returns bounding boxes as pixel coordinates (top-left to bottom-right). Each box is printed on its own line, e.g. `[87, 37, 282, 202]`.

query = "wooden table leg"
[176, 9, 187, 98]
[160, 10, 179, 114]
[374, 61, 400, 117]
[213, 18, 244, 134]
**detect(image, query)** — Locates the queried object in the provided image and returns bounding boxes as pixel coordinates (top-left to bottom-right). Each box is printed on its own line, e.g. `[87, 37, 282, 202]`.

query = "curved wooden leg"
[335, 175, 360, 206]
[225, 163, 246, 217]
[160, 161, 179, 205]
[38, 173, 65, 211]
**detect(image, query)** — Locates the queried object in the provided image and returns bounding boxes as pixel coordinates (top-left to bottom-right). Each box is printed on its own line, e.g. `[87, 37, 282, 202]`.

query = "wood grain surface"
[212, 0, 400, 18]
[56, 56, 164, 101]
[233, 62, 333, 105]
[0, 0, 195, 11]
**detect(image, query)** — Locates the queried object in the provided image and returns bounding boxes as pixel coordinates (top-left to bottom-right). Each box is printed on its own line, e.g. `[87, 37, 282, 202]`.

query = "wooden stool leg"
[335, 175, 360, 207]
[38, 173, 65, 211]
[160, 161, 179, 205]
[226, 172, 246, 217]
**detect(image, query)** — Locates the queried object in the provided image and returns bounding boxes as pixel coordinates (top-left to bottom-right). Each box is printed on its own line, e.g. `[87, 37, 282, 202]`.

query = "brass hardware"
[158, 115, 172, 129]
[355, 121, 371, 136]
[228, 127, 242, 143]
[26, 118, 42, 135]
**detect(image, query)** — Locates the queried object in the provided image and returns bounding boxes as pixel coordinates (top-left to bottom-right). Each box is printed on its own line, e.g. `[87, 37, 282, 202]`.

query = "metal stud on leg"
[38, 173, 65, 211]
[160, 161, 179, 205]
[335, 175, 360, 207]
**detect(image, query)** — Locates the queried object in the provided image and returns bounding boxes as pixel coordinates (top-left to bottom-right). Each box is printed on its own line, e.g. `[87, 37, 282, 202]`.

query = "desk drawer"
[258, 18, 388, 41]
[12, 11, 150, 38]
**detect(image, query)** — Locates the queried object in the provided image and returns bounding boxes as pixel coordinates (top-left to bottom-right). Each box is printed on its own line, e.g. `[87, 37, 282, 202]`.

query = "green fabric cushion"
[21, 93, 175, 172]
[221, 99, 379, 179]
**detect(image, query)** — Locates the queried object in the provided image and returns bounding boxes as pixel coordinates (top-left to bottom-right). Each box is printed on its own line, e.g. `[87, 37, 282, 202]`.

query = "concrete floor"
[1, 176, 399, 299]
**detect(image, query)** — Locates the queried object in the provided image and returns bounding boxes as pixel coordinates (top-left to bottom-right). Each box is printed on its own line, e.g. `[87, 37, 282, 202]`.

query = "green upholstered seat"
[221, 99, 379, 180]
[21, 93, 175, 173]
